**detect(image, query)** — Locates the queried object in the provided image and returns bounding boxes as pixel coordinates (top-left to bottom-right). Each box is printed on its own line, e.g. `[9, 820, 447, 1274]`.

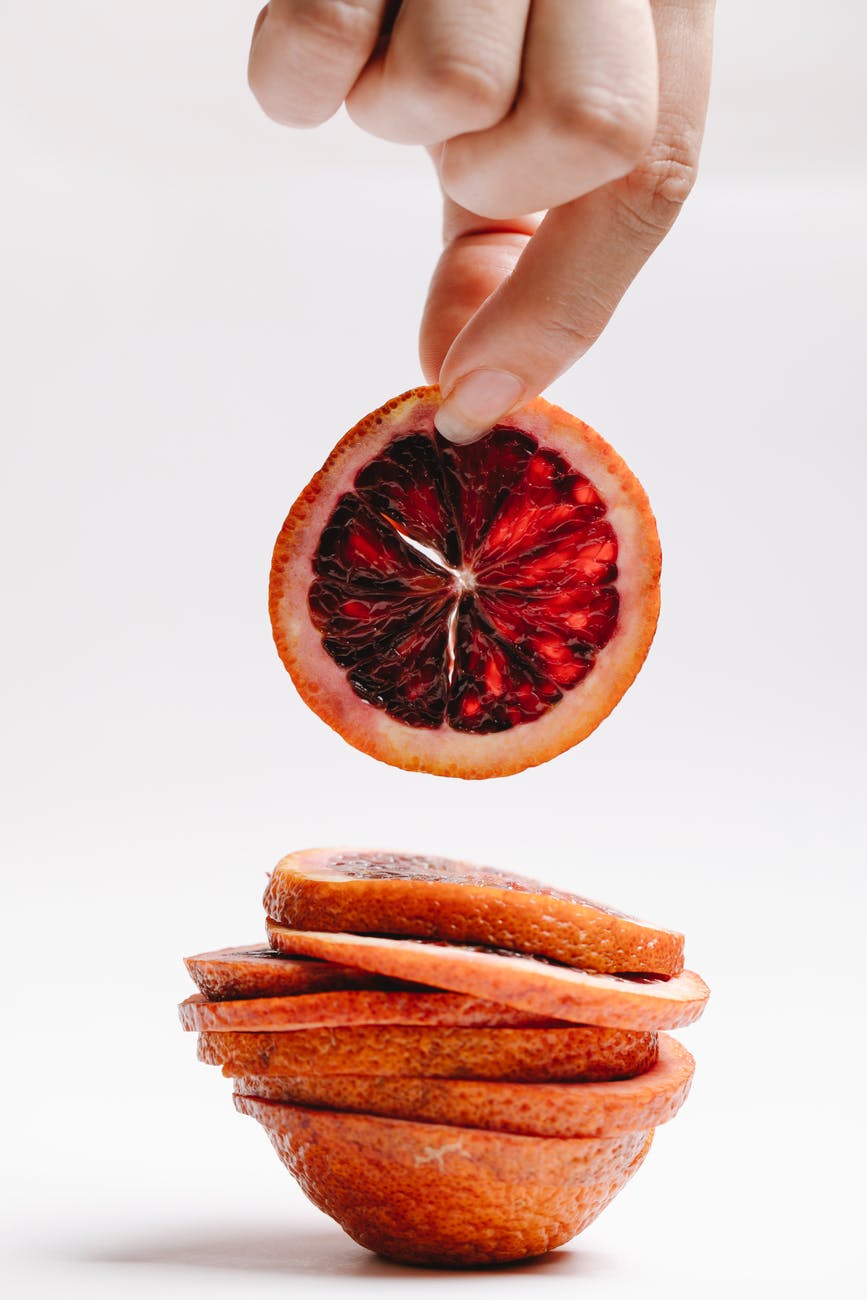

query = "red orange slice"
[183, 944, 411, 1001]
[178, 987, 568, 1032]
[235, 1098, 654, 1266]
[266, 923, 710, 1030]
[233, 1033, 693, 1139]
[198, 1022, 658, 1082]
[270, 387, 661, 778]
[263, 846, 684, 975]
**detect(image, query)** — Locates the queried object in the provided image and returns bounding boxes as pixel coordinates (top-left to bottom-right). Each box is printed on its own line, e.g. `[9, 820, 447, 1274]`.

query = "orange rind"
[198, 1022, 658, 1083]
[235, 1098, 654, 1266]
[263, 847, 684, 975]
[266, 923, 709, 1030]
[233, 1033, 693, 1139]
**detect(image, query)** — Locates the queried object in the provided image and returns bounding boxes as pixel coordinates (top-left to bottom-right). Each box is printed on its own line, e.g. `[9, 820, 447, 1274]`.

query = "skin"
[248, 0, 716, 443]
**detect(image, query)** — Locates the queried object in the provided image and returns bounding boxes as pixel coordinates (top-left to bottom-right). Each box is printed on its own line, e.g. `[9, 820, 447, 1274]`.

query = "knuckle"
[544, 88, 656, 168]
[417, 53, 512, 126]
[617, 128, 701, 237]
[538, 297, 606, 358]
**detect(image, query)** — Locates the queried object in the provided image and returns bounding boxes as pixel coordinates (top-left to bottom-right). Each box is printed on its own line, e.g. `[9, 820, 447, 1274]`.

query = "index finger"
[434, 0, 716, 443]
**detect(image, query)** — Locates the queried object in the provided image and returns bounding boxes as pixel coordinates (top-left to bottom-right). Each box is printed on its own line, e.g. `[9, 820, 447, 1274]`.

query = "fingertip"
[434, 369, 526, 444]
[433, 408, 485, 446]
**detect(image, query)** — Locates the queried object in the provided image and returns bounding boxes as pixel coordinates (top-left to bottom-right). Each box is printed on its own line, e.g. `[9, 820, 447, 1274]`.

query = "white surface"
[2, 3, 866, 1296]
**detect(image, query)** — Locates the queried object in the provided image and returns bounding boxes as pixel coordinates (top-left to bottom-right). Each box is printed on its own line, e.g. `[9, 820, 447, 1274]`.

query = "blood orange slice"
[178, 987, 570, 1032]
[263, 847, 684, 975]
[266, 923, 710, 1030]
[183, 945, 415, 1001]
[233, 1098, 653, 1266]
[233, 1033, 693, 1139]
[198, 1023, 657, 1082]
[270, 387, 661, 778]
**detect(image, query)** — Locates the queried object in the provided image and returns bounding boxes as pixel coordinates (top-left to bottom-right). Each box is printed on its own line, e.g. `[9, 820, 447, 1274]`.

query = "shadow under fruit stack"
[180, 849, 709, 1267]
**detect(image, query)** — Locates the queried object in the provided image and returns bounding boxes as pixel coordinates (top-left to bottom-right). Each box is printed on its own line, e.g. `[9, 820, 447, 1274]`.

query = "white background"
[2, 2, 866, 1296]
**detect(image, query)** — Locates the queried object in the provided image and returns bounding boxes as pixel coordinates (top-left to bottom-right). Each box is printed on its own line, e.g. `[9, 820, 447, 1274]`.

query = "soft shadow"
[76, 1222, 613, 1280]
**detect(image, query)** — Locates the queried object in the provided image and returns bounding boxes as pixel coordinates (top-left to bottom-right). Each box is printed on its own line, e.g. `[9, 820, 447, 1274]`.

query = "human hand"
[248, 1, 715, 443]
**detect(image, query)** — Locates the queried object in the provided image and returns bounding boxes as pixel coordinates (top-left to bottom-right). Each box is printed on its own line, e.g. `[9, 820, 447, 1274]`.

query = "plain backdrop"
[2, 3, 866, 1297]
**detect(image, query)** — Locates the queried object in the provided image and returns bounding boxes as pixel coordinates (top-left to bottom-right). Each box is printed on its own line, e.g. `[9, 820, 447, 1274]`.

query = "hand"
[248, 1, 715, 443]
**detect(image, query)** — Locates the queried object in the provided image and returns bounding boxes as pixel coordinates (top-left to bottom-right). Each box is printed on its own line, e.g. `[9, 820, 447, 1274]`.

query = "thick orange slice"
[234, 1098, 653, 1266]
[233, 1033, 693, 1139]
[263, 847, 684, 975]
[178, 987, 568, 1032]
[183, 944, 413, 1001]
[198, 1023, 658, 1082]
[267, 923, 710, 1030]
[270, 387, 661, 779]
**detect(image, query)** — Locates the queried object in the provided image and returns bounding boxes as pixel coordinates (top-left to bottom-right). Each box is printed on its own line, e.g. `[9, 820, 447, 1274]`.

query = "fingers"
[440, 0, 659, 219]
[346, 0, 530, 145]
[248, 0, 387, 127]
[434, 0, 716, 443]
[419, 197, 540, 383]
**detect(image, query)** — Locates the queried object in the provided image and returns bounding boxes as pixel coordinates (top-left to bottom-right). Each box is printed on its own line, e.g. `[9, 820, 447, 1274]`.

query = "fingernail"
[435, 370, 525, 444]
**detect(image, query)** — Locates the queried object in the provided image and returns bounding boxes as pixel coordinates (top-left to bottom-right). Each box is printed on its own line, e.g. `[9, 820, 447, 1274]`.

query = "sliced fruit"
[198, 1023, 658, 1082]
[178, 988, 570, 1032]
[233, 1033, 693, 1139]
[270, 386, 661, 779]
[183, 944, 414, 1001]
[234, 1098, 654, 1266]
[263, 846, 684, 975]
[267, 923, 710, 1030]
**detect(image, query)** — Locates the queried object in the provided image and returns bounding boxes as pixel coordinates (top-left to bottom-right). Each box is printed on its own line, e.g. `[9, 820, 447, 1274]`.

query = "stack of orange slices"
[180, 849, 709, 1266]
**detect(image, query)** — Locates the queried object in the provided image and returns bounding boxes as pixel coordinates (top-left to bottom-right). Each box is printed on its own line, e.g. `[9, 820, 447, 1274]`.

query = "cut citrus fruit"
[266, 923, 709, 1030]
[269, 387, 661, 778]
[183, 945, 415, 1001]
[234, 1098, 653, 1266]
[198, 1022, 658, 1082]
[263, 847, 684, 975]
[178, 987, 570, 1032]
[233, 1033, 692, 1139]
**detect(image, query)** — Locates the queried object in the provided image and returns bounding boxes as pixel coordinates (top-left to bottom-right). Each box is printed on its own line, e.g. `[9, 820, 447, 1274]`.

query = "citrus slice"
[178, 987, 569, 1032]
[270, 387, 661, 778]
[234, 1098, 653, 1266]
[232, 1033, 693, 1139]
[183, 944, 414, 1001]
[263, 847, 684, 975]
[197, 1023, 658, 1082]
[266, 923, 710, 1030]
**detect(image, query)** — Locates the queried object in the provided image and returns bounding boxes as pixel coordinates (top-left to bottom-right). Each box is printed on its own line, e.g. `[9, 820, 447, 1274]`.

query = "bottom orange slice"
[235, 1097, 654, 1266]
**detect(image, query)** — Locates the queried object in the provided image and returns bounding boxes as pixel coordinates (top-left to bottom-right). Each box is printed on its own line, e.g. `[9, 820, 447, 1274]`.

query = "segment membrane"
[309, 428, 620, 732]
